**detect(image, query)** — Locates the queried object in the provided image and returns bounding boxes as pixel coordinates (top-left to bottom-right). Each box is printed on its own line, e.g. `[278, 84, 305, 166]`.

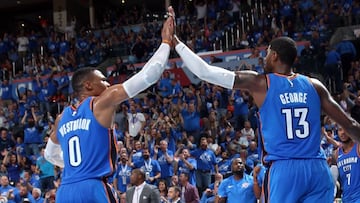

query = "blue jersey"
[337, 144, 360, 203]
[191, 149, 217, 171]
[259, 74, 324, 162]
[114, 163, 132, 193]
[178, 158, 197, 185]
[57, 97, 117, 184]
[217, 174, 256, 203]
[157, 150, 174, 178]
[134, 158, 161, 183]
[218, 158, 232, 175]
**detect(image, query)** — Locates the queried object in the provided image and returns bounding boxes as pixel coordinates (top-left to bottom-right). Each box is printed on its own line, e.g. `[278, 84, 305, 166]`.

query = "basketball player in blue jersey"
[172, 35, 360, 202]
[43, 7, 176, 203]
[335, 126, 360, 203]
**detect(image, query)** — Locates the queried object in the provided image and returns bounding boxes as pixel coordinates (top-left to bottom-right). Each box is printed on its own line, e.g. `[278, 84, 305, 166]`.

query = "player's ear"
[83, 80, 93, 91]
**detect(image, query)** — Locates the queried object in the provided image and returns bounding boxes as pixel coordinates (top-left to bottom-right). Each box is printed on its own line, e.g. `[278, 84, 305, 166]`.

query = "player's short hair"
[71, 67, 97, 94]
[269, 37, 297, 67]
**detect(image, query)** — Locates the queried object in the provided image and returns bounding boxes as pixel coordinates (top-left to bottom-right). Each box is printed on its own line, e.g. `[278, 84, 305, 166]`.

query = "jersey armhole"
[264, 74, 269, 90]
[90, 97, 95, 112]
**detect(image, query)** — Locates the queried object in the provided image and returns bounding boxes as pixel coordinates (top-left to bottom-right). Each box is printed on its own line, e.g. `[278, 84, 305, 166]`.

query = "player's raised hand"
[161, 6, 175, 46]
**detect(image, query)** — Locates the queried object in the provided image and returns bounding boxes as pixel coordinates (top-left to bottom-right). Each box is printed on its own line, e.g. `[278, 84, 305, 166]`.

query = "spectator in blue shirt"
[57, 70, 70, 98]
[113, 152, 132, 195]
[181, 96, 202, 144]
[175, 148, 197, 186]
[59, 35, 69, 57]
[21, 109, 42, 157]
[324, 47, 342, 94]
[154, 140, 174, 185]
[0, 175, 19, 203]
[14, 184, 36, 203]
[217, 150, 232, 178]
[158, 71, 172, 97]
[133, 148, 161, 185]
[231, 90, 249, 130]
[191, 137, 218, 195]
[32, 187, 45, 203]
[336, 38, 357, 80]
[36, 147, 55, 194]
[3, 150, 23, 186]
[37, 80, 52, 114]
[1, 79, 13, 106]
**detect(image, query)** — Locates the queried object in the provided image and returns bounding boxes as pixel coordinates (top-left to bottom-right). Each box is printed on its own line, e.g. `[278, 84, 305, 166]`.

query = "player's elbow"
[44, 147, 54, 164]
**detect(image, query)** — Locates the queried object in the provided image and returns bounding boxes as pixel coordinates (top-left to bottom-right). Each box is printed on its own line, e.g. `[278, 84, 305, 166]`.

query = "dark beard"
[342, 137, 352, 144]
[143, 155, 150, 160]
[233, 170, 244, 176]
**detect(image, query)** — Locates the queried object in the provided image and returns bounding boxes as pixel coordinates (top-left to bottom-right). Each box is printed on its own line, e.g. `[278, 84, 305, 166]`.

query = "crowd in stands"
[0, 0, 360, 202]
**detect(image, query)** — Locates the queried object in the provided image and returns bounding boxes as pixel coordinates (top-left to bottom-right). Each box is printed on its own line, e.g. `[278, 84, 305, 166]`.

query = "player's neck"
[342, 141, 355, 152]
[233, 173, 243, 180]
[274, 65, 293, 76]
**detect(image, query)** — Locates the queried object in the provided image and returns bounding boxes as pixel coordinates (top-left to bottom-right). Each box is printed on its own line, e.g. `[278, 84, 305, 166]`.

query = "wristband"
[162, 39, 172, 46]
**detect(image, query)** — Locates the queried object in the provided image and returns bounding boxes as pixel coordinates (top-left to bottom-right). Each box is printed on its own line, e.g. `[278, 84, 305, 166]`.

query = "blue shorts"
[264, 159, 334, 203]
[56, 179, 117, 203]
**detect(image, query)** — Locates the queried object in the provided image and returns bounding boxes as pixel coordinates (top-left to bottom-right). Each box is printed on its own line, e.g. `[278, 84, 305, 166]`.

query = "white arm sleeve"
[123, 43, 170, 98]
[175, 42, 235, 89]
[44, 139, 64, 168]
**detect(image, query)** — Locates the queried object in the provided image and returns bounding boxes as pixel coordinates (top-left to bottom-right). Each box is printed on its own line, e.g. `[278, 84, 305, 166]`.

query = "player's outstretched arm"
[44, 114, 64, 168]
[312, 78, 360, 143]
[174, 36, 235, 89]
[98, 6, 175, 109]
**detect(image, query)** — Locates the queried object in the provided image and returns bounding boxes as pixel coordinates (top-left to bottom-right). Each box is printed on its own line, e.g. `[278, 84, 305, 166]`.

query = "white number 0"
[281, 108, 309, 139]
[68, 136, 82, 166]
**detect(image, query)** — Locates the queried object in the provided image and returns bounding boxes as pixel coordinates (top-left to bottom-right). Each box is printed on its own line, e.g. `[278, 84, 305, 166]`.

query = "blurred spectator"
[127, 104, 146, 140]
[158, 72, 172, 98]
[109, 57, 128, 77]
[336, 38, 357, 81]
[56, 70, 70, 99]
[0, 128, 15, 160]
[230, 90, 248, 130]
[199, 173, 223, 203]
[1, 80, 14, 107]
[324, 46, 343, 94]
[130, 36, 147, 63]
[113, 152, 132, 195]
[16, 31, 29, 60]
[191, 137, 218, 195]
[43, 189, 56, 203]
[209, 56, 223, 64]
[158, 179, 168, 203]
[31, 188, 44, 203]
[3, 150, 23, 185]
[154, 140, 174, 185]
[179, 172, 199, 203]
[180, 92, 202, 144]
[14, 185, 35, 203]
[0, 175, 17, 203]
[20, 109, 42, 157]
[175, 148, 197, 186]
[299, 41, 316, 74]
[132, 148, 161, 185]
[0, 111, 8, 130]
[36, 147, 55, 194]
[114, 104, 128, 136]
[240, 121, 255, 141]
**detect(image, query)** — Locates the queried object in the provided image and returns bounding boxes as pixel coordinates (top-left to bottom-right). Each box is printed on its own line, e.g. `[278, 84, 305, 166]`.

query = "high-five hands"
[161, 6, 176, 46]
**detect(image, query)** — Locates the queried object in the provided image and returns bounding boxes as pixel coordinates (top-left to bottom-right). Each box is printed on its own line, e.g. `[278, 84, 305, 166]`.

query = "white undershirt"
[132, 181, 146, 203]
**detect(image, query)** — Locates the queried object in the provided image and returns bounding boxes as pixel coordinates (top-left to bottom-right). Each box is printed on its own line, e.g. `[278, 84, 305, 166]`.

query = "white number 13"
[281, 108, 309, 139]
